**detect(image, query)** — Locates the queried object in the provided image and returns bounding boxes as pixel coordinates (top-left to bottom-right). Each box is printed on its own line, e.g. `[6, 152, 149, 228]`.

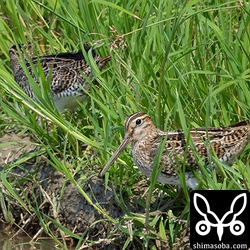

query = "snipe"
[100, 112, 250, 189]
[9, 43, 111, 112]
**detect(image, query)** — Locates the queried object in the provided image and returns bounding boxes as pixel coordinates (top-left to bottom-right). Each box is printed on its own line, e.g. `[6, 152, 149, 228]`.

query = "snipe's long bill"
[9, 43, 111, 112]
[100, 112, 250, 189]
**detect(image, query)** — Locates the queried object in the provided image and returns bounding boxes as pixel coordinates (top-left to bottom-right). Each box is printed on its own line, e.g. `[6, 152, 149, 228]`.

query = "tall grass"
[0, 0, 249, 248]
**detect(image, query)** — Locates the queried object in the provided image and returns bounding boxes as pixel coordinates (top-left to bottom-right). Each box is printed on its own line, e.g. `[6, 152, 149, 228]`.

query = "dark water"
[0, 233, 58, 250]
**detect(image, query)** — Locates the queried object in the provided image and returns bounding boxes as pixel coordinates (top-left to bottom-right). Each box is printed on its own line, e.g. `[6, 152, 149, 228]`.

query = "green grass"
[0, 0, 249, 249]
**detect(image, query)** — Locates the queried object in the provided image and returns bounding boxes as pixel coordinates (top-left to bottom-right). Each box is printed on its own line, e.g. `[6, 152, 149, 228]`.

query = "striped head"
[124, 112, 156, 142]
[95, 55, 112, 71]
[100, 112, 156, 176]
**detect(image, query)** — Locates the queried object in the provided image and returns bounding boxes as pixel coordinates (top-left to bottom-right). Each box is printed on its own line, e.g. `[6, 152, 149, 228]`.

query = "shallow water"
[0, 233, 58, 250]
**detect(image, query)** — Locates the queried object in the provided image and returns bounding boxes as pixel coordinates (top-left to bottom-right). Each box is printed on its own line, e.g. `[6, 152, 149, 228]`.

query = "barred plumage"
[100, 112, 250, 189]
[9, 43, 111, 111]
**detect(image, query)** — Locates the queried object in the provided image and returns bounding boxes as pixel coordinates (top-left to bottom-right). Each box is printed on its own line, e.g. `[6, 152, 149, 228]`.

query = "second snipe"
[9, 43, 111, 112]
[100, 112, 250, 189]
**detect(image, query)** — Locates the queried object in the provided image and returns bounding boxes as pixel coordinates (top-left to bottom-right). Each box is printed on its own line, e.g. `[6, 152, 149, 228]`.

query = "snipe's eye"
[136, 119, 141, 125]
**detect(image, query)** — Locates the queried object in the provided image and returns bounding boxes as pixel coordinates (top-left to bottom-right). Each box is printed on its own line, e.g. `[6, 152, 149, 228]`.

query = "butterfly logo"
[193, 193, 247, 241]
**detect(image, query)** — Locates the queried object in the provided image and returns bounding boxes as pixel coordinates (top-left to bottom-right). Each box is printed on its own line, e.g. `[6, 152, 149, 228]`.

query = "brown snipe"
[100, 112, 250, 189]
[9, 43, 111, 112]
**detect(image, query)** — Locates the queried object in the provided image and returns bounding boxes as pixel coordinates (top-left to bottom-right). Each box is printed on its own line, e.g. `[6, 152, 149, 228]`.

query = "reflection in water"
[0, 232, 58, 250]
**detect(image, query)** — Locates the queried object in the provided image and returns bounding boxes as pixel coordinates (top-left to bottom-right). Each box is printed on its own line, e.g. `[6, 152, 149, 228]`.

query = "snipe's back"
[9, 43, 111, 112]
[100, 113, 250, 189]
